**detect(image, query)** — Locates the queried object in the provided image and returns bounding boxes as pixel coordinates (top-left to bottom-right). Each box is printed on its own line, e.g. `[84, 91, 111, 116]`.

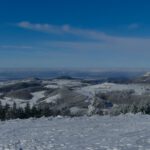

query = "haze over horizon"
[0, 0, 150, 68]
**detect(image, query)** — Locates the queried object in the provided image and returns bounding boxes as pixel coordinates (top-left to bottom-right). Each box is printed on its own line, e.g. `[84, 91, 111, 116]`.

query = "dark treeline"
[0, 102, 57, 121]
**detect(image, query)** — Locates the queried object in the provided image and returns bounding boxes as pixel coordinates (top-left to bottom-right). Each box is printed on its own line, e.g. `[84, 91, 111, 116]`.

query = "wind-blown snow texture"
[0, 114, 150, 150]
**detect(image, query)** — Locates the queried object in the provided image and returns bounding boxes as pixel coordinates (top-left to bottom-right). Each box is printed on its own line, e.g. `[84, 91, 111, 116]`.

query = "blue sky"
[1, 0, 150, 68]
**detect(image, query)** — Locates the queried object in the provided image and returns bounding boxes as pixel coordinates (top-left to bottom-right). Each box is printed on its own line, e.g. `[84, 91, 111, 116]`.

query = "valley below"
[0, 73, 150, 118]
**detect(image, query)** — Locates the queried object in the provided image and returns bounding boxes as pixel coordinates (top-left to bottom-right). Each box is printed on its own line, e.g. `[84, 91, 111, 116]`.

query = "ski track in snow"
[0, 114, 150, 150]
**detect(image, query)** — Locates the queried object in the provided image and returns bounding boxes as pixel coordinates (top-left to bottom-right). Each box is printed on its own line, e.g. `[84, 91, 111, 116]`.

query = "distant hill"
[133, 72, 150, 83]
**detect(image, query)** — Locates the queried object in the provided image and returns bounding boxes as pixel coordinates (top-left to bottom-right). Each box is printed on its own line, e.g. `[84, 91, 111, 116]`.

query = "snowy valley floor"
[0, 114, 150, 150]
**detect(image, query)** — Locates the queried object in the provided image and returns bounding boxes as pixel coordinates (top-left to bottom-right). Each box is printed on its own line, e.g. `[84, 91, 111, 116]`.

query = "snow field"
[0, 114, 150, 150]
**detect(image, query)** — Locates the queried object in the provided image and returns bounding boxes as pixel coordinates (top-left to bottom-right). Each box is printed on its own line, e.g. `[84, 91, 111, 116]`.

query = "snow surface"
[143, 72, 150, 77]
[77, 82, 150, 97]
[0, 91, 46, 108]
[1, 79, 150, 109]
[0, 114, 150, 149]
[44, 94, 61, 104]
[30, 91, 46, 107]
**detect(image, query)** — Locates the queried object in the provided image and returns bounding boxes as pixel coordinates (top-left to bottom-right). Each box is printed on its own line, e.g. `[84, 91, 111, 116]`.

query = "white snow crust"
[0, 114, 150, 149]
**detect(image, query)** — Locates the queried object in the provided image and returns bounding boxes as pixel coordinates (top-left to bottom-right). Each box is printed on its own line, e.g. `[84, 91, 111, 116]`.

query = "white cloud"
[16, 21, 150, 52]
[17, 21, 71, 35]
[16, 21, 114, 42]
[16, 22, 144, 43]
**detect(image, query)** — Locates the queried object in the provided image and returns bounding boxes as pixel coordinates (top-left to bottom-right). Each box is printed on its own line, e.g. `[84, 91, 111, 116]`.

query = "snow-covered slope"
[0, 114, 150, 149]
[143, 72, 150, 77]
[1, 78, 150, 116]
[0, 79, 86, 107]
[76, 82, 150, 96]
[134, 72, 150, 83]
